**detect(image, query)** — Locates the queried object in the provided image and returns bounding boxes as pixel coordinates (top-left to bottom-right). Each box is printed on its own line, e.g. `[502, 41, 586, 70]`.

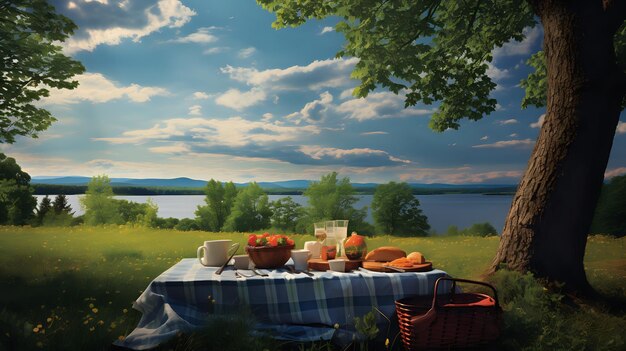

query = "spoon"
[215, 243, 241, 275]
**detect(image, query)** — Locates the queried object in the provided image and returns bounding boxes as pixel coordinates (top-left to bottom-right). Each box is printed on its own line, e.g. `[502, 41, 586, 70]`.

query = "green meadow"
[0, 226, 624, 350]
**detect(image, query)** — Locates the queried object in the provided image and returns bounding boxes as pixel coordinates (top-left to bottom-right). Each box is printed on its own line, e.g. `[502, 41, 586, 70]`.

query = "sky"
[4, 0, 626, 184]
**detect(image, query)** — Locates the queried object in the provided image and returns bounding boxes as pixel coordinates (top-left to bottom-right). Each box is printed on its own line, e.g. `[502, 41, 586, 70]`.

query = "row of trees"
[2, 151, 625, 238]
[193, 172, 430, 236]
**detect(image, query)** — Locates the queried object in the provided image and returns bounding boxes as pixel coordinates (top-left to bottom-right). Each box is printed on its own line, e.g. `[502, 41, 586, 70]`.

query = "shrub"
[488, 270, 625, 351]
[175, 218, 200, 231]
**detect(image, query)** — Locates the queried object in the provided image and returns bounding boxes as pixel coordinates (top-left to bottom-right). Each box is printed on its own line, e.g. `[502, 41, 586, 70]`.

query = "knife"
[382, 265, 406, 273]
[215, 243, 240, 275]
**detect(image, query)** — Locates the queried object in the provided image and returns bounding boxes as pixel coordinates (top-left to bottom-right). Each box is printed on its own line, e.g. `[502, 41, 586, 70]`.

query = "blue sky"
[4, 0, 626, 184]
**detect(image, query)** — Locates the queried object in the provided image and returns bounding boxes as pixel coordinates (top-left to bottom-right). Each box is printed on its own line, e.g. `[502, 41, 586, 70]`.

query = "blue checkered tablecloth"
[116, 258, 450, 350]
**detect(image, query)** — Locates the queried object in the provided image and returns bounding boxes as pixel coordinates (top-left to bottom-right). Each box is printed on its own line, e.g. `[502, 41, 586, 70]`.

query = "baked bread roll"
[407, 251, 426, 264]
[365, 246, 406, 262]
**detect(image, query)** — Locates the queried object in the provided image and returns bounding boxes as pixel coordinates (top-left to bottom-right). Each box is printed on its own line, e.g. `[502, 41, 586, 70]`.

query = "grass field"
[0, 226, 624, 350]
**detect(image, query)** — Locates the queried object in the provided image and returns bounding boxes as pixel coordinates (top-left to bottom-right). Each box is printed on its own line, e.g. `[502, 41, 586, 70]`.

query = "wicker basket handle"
[431, 277, 500, 310]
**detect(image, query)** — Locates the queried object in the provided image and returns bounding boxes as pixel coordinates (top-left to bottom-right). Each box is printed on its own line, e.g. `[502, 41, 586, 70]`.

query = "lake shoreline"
[35, 193, 514, 234]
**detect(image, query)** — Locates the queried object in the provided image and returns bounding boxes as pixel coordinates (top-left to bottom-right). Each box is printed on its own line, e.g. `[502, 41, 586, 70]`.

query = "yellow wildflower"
[92, 308, 98, 314]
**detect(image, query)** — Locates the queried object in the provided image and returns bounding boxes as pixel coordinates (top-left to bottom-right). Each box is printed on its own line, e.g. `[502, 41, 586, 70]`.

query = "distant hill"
[32, 176, 207, 188]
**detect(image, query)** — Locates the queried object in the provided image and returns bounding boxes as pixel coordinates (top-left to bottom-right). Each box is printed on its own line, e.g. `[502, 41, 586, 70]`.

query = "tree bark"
[490, 0, 626, 292]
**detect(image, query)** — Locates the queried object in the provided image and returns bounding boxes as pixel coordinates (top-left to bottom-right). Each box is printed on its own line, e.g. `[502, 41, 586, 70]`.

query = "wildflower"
[385, 338, 390, 347]
[333, 323, 339, 329]
[123, 309, 128, 313]
[46, 317, 52, 323]
[89, 326, 95, 332]
[83, 320, 89, 325]
[118, 336, 125, 341]
[32, 327, 39, 333]
[89, 303, 94, 309]
[92, 308, 98, 314]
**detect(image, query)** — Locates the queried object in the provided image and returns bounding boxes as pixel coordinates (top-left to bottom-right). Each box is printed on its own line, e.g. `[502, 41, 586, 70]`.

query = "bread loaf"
[407, 251, 425, 264]
[365, 246, 406, 262]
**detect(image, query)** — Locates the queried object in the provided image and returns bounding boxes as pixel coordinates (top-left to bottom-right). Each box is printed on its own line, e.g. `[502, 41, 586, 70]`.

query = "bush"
[175, 218, 200, 231]
[445, 222, 498, 236]
[488, 270, 625, 351]
[154, 217, 179, 229]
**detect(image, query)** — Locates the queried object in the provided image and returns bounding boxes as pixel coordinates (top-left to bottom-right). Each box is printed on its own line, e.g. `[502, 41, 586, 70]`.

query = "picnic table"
[116, 258, 450, 350]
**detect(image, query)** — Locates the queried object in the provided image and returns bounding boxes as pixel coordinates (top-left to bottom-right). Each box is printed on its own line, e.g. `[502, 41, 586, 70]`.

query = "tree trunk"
[490, 0, 626, 293]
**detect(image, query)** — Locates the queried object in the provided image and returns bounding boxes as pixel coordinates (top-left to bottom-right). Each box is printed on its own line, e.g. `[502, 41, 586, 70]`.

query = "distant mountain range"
[31, 176, 515, 191]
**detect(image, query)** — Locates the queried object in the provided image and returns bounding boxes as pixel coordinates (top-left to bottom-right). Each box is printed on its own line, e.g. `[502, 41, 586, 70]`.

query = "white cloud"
[287, 92, 334, 124]
[605, 167, 626, 178]
[339, 89, 355, 100]
[168, 27, 217, 44]
[149, 143, 190, 154]
[493, 26, 543, 59]
[192, 91, 210, 100]
[299, 146, 411, 164]
[486, 62, 510, 82]
[530, 114, 546, 128]
[320, 26, 334, 35]
[215, 88, 267, 110]
[497, 119, 518, 125]
[62, 0, 196, 54]
[261, 113, 273, 122]
[509, 133, 518, 137]
[616, 121, 626, 134]
[472, 139, 534, 149]
[188, 105, 202, 116]
[203, 47, 229, 55]
[361, 131, 389, 136]
[220, 57, 358, 90]
[397, 166, 524, 184]
[480, 136, 489, 140]
[336, 91, 433, 121]
[95, 117, 321, 148]
[238, 47, 257, 58]
[41, 72, 168, 105]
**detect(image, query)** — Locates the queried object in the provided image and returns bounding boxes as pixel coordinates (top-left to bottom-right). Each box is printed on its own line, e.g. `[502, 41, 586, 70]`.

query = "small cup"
[233, 255, 250, 270]
[197, 240, 239, 267]
[328, 259, 346, 272]
[291, 249, 311, 271]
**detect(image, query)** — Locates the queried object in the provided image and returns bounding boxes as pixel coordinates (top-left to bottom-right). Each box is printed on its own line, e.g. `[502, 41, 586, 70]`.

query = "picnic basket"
[395, 277, 502, 350]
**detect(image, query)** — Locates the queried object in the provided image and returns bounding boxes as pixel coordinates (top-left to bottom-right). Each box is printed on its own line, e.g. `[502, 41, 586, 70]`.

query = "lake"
[36, 194, 513, 234]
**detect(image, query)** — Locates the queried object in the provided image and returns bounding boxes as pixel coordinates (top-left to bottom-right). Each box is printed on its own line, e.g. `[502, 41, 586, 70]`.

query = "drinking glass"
[314, 221, 327, 242]
[334, 220, 349, 258]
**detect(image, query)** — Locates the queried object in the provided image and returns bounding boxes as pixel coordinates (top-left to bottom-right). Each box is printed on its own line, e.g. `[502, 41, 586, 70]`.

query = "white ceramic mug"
[197, 240, 239, 267]
[233, 254, 250, 270]
[304, 241, 322, 259]
[328, 259, 346, 272]
[291, 249, 311, 271]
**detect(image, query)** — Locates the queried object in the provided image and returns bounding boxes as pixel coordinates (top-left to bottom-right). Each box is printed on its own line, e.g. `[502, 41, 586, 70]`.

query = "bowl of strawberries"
[246, 233, 295, 269]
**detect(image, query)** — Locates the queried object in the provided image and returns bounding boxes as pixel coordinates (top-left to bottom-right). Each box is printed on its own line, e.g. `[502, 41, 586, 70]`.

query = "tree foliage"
[0, 153, 36, 225]
[195, 180, 237, 231]
[36, 195, 52, 225]
[270, 196, 304, 232]
[304, 172, 359, 220]
[0, 0, 85, 143]
[303, 172, 372, 234]
[591, 175, 626, 237]
[52, 194, 73, 215]
[223, 182, 272, 232]
[80, 175, 119, 225]
[258, 0, 536, 131]
[372, 181, 429, 236]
